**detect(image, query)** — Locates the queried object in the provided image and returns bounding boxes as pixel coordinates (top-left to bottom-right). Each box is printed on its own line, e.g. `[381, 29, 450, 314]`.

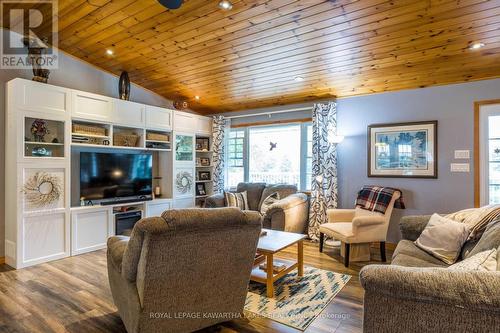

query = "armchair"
[205, 182, 309, 233]
[107, 208, 262, 333]
[319, 191, 400, 267]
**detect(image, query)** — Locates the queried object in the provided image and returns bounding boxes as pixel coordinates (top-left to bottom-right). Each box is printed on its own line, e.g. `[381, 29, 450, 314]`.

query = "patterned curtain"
[212, 116, 230, 193]
[308, 102, 339, 240]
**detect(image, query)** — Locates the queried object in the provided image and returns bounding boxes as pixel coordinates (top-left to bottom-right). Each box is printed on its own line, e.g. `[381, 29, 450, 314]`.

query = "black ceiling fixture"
[157, 0, 183, 10]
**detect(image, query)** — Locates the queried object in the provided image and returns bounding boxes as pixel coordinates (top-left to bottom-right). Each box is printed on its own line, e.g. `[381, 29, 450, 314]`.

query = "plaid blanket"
[355, 186, 405, 214]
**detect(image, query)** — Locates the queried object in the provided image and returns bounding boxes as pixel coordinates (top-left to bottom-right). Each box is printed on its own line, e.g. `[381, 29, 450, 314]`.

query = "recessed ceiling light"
[219, 0, 233, 10]
[106, 49, 114, 55]
[469, 42, 485, 50]
[195, 95, 200, 100]
[294, 76, 304, 82]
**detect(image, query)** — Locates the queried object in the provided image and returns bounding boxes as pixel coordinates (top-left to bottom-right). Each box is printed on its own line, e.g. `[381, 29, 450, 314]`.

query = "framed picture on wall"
[198, 171, 211, 181]
[368, 121, 438, 178]
[196, 138, 210, 151]
[196, 183, 206, 196]
[199, 157, 211, 166]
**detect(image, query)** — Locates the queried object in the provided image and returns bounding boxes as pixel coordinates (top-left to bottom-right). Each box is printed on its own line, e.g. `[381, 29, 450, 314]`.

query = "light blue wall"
[219, 78, 500, 242]
[338, 79, 500, 241]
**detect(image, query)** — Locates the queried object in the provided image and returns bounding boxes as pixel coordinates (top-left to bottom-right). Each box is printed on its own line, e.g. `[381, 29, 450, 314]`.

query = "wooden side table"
[250, 229, 306, 298]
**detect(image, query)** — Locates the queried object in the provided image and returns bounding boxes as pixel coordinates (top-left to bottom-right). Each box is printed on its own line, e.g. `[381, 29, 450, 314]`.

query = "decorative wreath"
[22, 172, 62, 208]
[175, 171, 193, 194]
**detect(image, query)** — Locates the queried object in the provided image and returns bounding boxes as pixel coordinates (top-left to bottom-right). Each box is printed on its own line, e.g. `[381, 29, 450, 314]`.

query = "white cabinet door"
[145, 106, 172, 130]
[12, 79, 71, 116]
[145, 200, 172, 217]
[71, 207, 113, 255]
[173, 197, 195, 209]
[72, 90, 113, 122]
[22, 211, 69, 268]
[196, 116, 212, 135]
[174, 111, 197, 132]
[114, 99, 145, 127]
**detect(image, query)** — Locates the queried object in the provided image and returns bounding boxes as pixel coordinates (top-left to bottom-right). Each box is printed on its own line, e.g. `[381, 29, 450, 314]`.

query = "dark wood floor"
[0, 242, 392, 333]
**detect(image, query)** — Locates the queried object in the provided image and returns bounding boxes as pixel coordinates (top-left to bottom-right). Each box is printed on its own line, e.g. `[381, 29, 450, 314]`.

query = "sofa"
[205, 182, 309, 233]
[360, 215, 500, 333]
[107, 208, 262, 333]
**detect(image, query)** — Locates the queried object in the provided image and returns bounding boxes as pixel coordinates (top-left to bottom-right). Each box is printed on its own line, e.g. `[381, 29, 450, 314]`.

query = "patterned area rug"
[244, 267, 351, 331]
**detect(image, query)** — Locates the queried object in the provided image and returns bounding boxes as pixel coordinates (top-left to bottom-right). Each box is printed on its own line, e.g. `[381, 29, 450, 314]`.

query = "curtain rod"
[224, 106, 312, 119]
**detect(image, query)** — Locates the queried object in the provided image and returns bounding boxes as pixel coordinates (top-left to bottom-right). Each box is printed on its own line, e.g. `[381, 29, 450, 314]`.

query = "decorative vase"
[119, 71, 130, 100]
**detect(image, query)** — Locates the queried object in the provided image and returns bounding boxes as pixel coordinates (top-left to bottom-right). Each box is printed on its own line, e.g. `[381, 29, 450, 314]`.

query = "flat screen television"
[80, 152, 153, 204]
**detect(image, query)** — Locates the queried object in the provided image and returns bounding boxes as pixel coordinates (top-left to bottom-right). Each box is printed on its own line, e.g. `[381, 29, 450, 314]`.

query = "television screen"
[80, 152, 153, 203]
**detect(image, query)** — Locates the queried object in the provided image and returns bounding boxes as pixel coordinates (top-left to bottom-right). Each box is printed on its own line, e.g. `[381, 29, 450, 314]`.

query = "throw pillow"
[448, 248, 497, 271]
[445, 205, 500, 240]
[260, 192, 280, 215]
[467, 217, 500, 258]
[415, 213, 471, 264]
[224, 191, 249, 210]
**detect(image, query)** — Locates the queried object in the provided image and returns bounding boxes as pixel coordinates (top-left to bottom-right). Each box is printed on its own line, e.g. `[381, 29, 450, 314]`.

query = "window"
[488, 115, 500, 204]
[480, 104, 500, 205]
[304, 123, 313, 190]
[227, 122, 312, 191]
[227, 129, 245, 188]
[248, 124, 301, 186]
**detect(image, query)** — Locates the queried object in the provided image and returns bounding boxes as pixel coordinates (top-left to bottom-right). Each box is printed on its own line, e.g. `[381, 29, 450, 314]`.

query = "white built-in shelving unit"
[5, 78, 213, 269]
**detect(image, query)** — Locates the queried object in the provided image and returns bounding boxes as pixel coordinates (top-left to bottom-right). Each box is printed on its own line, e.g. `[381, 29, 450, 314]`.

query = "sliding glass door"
[480, 103, 500, 205]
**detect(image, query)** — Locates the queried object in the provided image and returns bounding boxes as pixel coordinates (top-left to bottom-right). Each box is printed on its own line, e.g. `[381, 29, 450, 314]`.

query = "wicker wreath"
[175, 171, 193, 194]
[22, 172, 62, 208]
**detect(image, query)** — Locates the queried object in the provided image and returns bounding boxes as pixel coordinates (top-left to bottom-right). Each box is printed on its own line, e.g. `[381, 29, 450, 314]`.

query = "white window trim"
[480, 104, 500, 206]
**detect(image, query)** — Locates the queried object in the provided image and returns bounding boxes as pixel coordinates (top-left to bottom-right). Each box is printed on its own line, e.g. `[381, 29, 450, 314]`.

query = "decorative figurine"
[31, 119, 49, 142]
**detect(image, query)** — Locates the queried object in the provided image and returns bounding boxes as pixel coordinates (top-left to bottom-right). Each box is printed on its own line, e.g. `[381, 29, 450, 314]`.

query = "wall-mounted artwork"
[22, 171, 63, 209]
[368, 121, 437, 178]
[175, 170, 193, 195]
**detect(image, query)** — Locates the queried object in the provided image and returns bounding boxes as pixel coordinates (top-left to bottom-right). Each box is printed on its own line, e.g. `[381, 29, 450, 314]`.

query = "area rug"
[244, 267, 351, 331]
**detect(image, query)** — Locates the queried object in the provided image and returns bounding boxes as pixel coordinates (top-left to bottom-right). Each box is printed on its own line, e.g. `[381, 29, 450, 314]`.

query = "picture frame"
[196, 183, 206, 196]
[196, 138, 210, 151]
[200, 157, 211, 166]
[368, 121, 438, 178]
[196, 157, 201, 166]
[198, 171, 211, 181]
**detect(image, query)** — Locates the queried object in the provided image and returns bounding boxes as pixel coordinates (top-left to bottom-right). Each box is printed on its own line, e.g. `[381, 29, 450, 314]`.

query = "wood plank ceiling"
[40, 0, 500, 113]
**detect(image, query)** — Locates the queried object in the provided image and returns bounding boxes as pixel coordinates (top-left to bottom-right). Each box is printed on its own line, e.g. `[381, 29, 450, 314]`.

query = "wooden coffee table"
[250, 229, 307, 298]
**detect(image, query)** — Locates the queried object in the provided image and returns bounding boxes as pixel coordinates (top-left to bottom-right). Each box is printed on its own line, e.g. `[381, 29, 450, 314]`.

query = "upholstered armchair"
[205, 182, 309, 234]
[107, 208, 262, 333]
[319, 191, 400, 267]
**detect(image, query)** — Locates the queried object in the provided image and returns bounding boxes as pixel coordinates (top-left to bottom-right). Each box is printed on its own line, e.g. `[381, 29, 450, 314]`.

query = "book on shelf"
[259, 262, 287, 273]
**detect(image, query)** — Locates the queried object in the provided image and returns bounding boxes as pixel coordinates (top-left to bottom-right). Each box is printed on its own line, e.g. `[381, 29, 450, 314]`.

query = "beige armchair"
[319, 191, 400, 267]
[107, 208, 262, 333]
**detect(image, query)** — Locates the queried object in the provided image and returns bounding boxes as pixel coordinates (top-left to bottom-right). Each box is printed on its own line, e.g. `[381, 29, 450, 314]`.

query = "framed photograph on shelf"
[196, 183, 206, 196]
[368, 121, 437, 178]
[198, 171, 211, 181]
[196, 157, 201, 166]
[200, 157, 211, 166]
[196, 138, 210, 151]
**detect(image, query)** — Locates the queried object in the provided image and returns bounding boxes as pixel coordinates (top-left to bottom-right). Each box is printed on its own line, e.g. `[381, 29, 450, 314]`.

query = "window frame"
[226, 129, 247, 189]
[227, 121, 312, 191]
[480, 104, 500, 205]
